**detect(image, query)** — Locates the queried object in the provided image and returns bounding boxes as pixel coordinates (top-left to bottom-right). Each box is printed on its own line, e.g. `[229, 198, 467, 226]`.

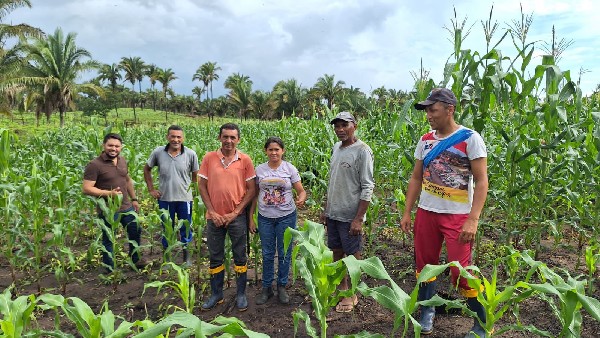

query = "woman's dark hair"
[264, 136, 285, 150]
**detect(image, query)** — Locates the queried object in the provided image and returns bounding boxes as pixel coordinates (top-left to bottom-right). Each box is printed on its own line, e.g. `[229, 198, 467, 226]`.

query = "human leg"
[228, 214, 249, 311]
[99, 214, 114, 271]
[256, 213, 276, 304]
[328, 219, 360, 312]
[202, 220, 226, 310]
[158, 200, 176, 249]
[174, 201, 194, 266]
[120, 209, 145, 267]
[275, 210, 297, 303]
[440, 213, 486, 337]
[414, 208, 445, 334]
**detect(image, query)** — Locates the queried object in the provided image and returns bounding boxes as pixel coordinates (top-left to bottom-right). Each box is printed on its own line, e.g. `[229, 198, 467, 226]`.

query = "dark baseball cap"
[330, 111, 357, 124]
[414, 88, 457, 110]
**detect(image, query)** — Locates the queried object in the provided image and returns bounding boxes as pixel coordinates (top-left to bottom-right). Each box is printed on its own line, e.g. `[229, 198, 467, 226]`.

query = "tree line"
[0, 1, 413, 127]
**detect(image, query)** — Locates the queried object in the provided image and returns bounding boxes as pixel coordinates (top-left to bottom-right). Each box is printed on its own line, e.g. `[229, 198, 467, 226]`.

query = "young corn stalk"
[132, 312, 269, 338]
[0, 287, 37, 337]
[584, 244, 600, 295]
[37, 294, 135, 338]
[519, 251, 600, 338]
[143, 262, 196, 313]
[96, 194, 127, 291]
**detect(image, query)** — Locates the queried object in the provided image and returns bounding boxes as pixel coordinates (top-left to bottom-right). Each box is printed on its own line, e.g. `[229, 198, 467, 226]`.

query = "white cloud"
[9, 0, 600, 96]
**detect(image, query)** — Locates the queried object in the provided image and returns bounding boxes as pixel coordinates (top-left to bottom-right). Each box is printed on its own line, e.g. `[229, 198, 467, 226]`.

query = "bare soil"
[1, 222, 599, 337]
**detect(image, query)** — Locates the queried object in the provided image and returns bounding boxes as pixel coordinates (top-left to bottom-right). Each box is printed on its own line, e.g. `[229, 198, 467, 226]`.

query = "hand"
[110, 187, 123, 196]
[132, 200, 140, 213]
[400, 213, 412, 234]
[249, 218, 257, 234]
[459, 217, 478, 243]
[149, 189, 161, 199]
[295, 198, 305, 208]
[208, 210, 225, 227]
[349, 219, 363, 236]
[319, 212, 327, 226]
[222, 211, 239, 227]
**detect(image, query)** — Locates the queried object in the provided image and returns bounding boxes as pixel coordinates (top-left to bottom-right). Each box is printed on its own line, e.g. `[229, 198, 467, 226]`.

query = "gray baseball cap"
[414, 88, 457, 110]
[330, 111, 357, 124]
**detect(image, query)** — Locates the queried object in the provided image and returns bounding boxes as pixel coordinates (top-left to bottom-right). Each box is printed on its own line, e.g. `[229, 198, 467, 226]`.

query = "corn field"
[1, 9, 600, 337]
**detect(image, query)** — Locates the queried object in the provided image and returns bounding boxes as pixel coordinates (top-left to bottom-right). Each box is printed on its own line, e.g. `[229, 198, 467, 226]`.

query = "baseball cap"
[330, 111, 357, 124]
[414, 88, 457, 110]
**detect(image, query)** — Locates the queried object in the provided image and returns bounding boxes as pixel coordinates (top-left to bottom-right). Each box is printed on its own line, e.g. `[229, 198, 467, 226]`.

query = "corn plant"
[0, 188, 25, 284]
[287, 220, 349, 338]
[143, 262, 196, 313]
[0, 129, 11, 178]
[518, 251, 600, 338]
[0, 287, 37, 338]
[584, 244, 600, 294]
[288, 220, 415, 338]
[95, 195, 127, 290]
[37, 294, 135, 338]
[132, 312, 269, 338]
[18, 162, 50, 293]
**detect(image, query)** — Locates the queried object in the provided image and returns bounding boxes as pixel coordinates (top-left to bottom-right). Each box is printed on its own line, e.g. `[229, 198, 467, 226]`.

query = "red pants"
[414, 207, 474, 294]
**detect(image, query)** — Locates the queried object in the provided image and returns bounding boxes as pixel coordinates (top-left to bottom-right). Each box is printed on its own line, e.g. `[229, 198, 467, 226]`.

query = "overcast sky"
[10, 0, 600, 97]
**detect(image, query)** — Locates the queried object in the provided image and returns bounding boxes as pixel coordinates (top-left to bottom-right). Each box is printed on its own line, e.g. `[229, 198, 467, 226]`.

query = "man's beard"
[105, 152, 118, 159]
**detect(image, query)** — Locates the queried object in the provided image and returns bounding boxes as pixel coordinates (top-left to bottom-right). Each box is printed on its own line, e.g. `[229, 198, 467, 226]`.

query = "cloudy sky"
[10, 0, 600, 97]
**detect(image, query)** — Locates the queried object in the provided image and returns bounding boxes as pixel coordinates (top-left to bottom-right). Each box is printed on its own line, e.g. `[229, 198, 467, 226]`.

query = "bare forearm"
[468, 181, 488, 221]
[143, 166, 154, 191]
[353, 200, 370, 222]
[127, 178, 137, 199]
[198, 184, 217, 214]
[403, 177, 422, 216]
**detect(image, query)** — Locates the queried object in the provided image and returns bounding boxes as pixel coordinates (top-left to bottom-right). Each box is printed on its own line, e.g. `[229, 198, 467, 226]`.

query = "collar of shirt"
[217, 149, 239, 169]
[163, 144, 186, 154]
[100, 152, 119, 162]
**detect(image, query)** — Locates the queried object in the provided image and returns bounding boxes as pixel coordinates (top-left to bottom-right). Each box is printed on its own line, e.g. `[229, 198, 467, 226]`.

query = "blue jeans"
[99, 207, 141, 270]
[158, 200, 194, 248]
[258, 210, 297, 288]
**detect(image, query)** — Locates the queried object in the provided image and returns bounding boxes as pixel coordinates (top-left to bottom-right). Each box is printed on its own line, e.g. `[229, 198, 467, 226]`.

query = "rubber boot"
[464, 297, 487, 338]
[201, 270, 224, 310]
[255, 286, 273, 305]
[182, 248, 192, 268]
[418, 281, 437, 335]
[278, 285, 290, 304]
[236, 272, 248, 311]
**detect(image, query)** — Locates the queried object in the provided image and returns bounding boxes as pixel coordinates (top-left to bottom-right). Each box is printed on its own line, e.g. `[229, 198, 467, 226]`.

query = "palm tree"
[224, 72, 252, 120]
[250, 90, 275, 119]
[191, 86, 205, 102]
[97, 63, 121, 116]
[18, 28, 102, 127]
[313, 74, 345, 110]
[0, 0, 44, 116]
[273, 79, 306, 118]
[193, 61, 221, 120]
[145, 63, 160, 110]
[193, 61, 221, 101]
[119, 56, 145, 121]
[156, 67, 177, 120]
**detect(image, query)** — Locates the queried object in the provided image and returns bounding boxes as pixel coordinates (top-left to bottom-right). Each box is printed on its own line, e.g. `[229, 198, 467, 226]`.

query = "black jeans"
[206, 213, 247, 269]
[99, 207, 142, 269]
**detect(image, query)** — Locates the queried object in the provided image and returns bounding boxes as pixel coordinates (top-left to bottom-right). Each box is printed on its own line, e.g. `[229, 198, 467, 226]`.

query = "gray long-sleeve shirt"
[325, 139, 375, 222]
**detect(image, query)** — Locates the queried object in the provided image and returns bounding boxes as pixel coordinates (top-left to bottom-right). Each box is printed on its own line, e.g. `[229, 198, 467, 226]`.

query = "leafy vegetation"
[0, 2, 599, 337]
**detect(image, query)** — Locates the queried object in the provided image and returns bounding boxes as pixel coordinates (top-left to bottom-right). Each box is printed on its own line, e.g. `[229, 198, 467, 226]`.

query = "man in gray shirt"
[144, 125, 199, 267]
[320, 111, 374, 313]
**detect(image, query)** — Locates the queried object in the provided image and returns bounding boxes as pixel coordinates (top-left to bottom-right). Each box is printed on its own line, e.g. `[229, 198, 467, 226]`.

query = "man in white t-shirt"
[400, 88, 489, 338]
